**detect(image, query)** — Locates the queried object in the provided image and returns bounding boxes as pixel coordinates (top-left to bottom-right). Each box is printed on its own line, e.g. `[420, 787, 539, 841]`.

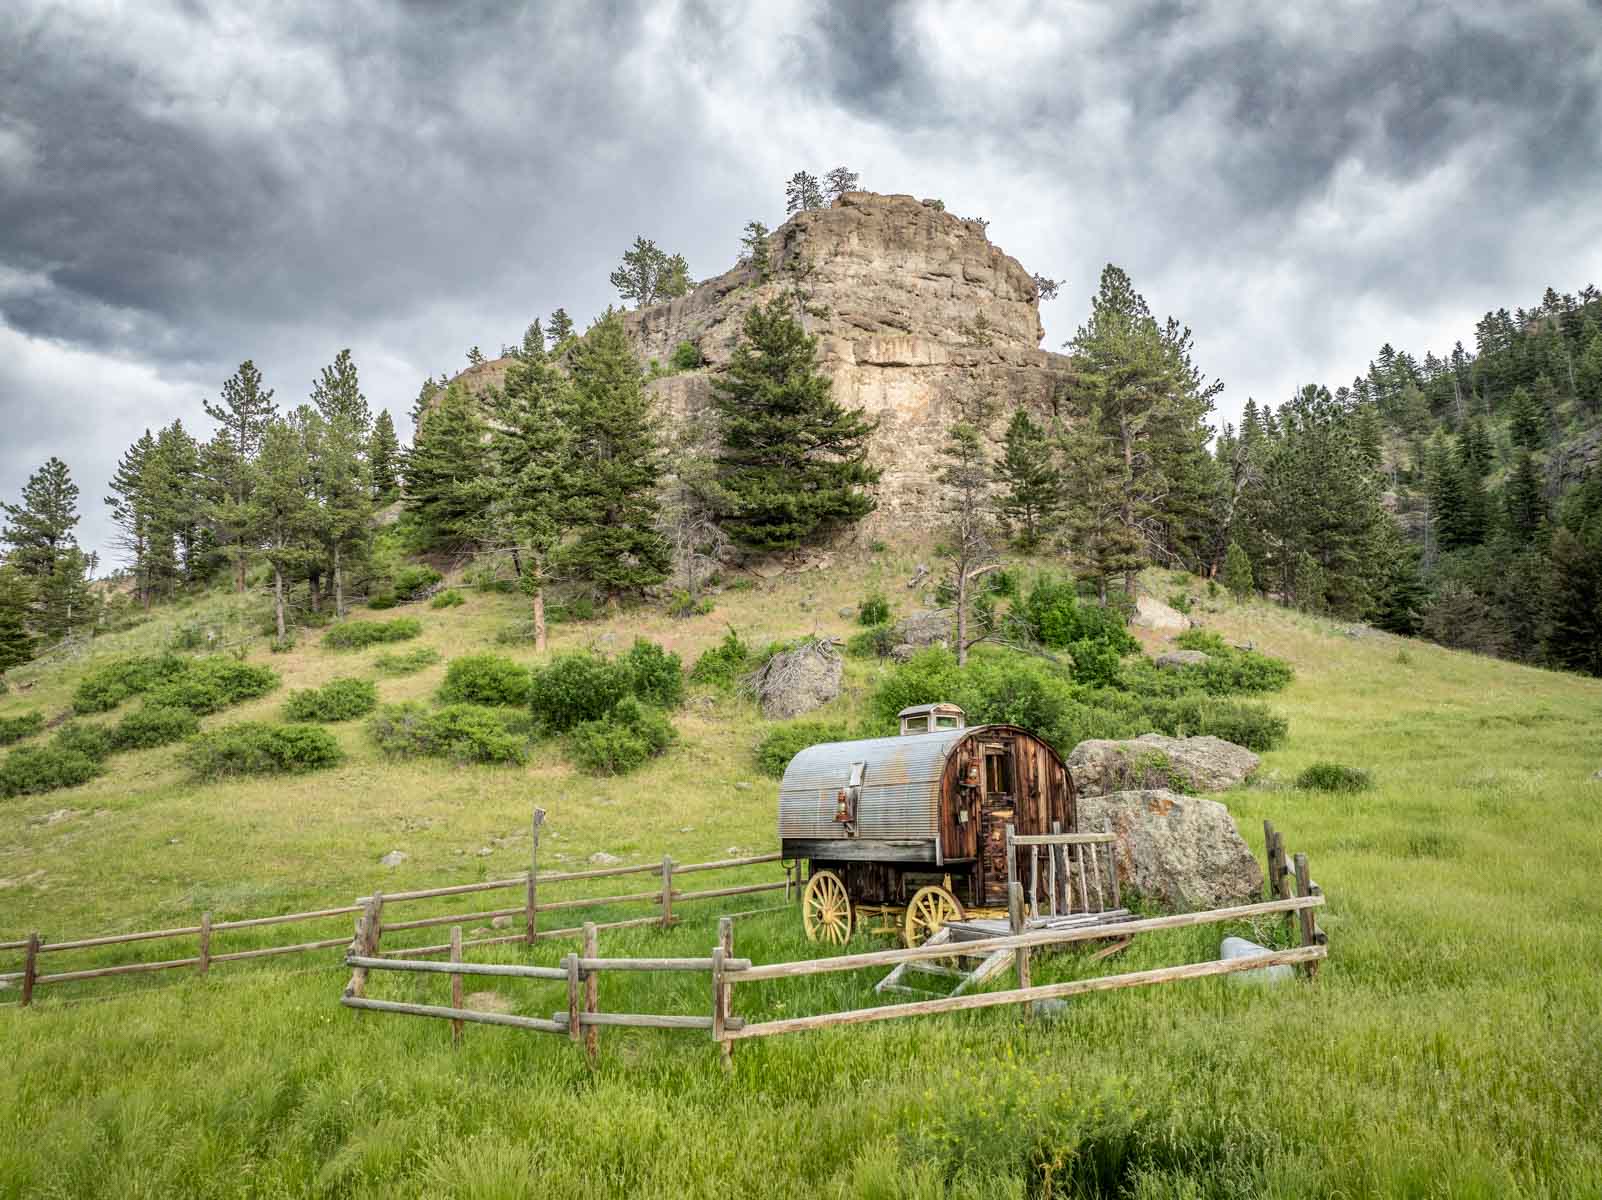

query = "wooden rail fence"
[3, 806, 792, 1006]
[345, 835, 1331, 1065]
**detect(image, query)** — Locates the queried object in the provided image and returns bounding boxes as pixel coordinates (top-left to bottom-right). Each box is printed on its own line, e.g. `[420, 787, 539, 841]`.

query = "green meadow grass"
[2, 557, 1601, 1197]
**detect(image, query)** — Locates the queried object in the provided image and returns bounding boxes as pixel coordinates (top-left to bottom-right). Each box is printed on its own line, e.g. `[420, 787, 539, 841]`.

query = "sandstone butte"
[443, 191, 1073, 533]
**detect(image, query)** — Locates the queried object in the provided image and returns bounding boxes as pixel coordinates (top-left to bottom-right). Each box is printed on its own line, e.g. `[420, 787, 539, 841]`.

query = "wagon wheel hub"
[802, 870, 853, 945]
[904, 885, 965, 948]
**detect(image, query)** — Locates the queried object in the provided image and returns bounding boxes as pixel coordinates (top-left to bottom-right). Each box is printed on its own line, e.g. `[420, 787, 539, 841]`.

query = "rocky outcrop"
[1132, 594, 1190, 633]
[1155, 650, 1209, 670]
[1068, 734, 1260, 797]
[1078, 788, 1263, 909]
[891, 609, 954, 649]
[748, 640, 843, 719]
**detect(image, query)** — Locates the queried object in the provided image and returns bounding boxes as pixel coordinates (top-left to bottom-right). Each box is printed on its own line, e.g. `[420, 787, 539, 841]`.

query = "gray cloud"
[2, 0, 1600, 562]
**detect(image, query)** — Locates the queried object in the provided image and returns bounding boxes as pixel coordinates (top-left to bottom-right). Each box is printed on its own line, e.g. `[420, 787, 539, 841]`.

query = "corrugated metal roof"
[778, 727, 974, 842]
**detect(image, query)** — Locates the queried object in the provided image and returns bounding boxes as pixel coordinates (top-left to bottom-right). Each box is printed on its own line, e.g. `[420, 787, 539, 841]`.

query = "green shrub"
[668, 340, 703, 371]
[429, 589, 465, 609]
[494, 620, 539, 644]
[529, 653, 631, 732]
[366, 591, 397, 610]
[0, 744, 105, 798]
[546, 596, 597, 624]
[1018, 576, 1137, 653]
[50, 722, 115, 763]
[184, 722, 344, 778]
[845, 624, 895, 659]
[111, 705, 200, 750]
[373, 647, 441, 675]
[754, 720, 849, 778]
[368, 702, 531, 765]
[323, 618, 422, 650]
[569, 698, 676, 776]
[438, 655, 533, 706]
[858, 593, 891, 626]
[282, 678, 378, 722]
[724, 577, 756, 592]
[393, 564, 443, 599]
[0, 711, 44, 746]
[72, 653, 190, 714]
[143, 658, 279, 715]
[622, 639, 684, 709]
[270, 633, 297, 654]
[1171, 629, 1294, 694]
[1167, 590, 1193, 615]
[988, 568, 1019, 598]
[667, 590, 715, 618]
[689, 629, 752, 689]
[1297, 762, 1373, 792]
[1068, 638, 1123, 688]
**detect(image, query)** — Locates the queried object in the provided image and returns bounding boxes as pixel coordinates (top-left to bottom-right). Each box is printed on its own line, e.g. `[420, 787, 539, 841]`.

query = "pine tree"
[1458, 418, 1494, 477]
[2, 456, 93, 640]
[411, 375, 442, 434]
[467, 346, 486, 367]
[369, 410, 402, 502]
[1293, 549, 1327, 613]
[547, 309, 576, 351]
[311, 349, 371, 434]
[1508, 384, 1544, 450]
[994, 408, 1063, 549]
[739, 221, 771, 278]
[710, 299, 880, 553]
[306, 407, 371, 616]
[1370, 544, 1427, 636]
[557, 314, 670, 600]
[486, 355, 575, 650]
[1057, 400, 1139, 601]
[1544, 528, 1602, 675]
[249, 414, 315, 640]
[1575, 319, 1602, 415]
[610, 237, 692, 308]
[936, 385, 998, 664]
[0, 566, 35, 673]
[520, 319, 545, 360]
[1504, 452, 1546, 541]
[1222, 541, 1254, 599]
[823, 166, 859, 202]
[106, 430, 157, 606]
[203, 361, 278, 591]
[785, 170, 824, 213]
[402, 383, 491, 550]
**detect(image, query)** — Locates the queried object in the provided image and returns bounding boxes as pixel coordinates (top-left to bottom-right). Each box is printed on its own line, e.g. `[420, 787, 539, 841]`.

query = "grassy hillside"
[2, 549, 1601, 1197]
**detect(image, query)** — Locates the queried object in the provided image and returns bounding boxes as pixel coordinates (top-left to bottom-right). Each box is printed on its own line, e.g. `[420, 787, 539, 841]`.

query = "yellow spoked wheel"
[802, 870, 853, 944]
[904, 885, 965, 947]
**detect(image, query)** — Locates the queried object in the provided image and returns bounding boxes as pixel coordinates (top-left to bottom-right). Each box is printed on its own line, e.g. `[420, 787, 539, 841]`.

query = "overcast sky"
[4, 1, 1601, 564]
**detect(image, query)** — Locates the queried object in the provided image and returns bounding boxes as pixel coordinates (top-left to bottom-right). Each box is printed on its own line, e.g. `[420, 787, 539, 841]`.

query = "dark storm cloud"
[2, 0, 1600, 562]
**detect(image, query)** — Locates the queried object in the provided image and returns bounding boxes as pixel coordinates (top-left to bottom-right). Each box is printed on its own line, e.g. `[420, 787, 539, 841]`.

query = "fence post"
[198, 911, 212, 976]
[582, 922, 599, 1067]
[1293, 853, 1320, 979]
[1262, 821, 1278, 900]
[450, 925, 464, 1047]
[711, 945, 726, 1060]
[565, 952, 580, 1045]
[1008, 883, 1030, 996]
[1005, 822, 1017, 906]
[1048, 821, 1062, 916]
[717, 916, 734, 1069]
[344, 895, 383, 1001]
[20, 932, 39, 1008]
[527, 807, 545, 947]
[660, 855, 674, 929]
[1028, 846, 1039, 920]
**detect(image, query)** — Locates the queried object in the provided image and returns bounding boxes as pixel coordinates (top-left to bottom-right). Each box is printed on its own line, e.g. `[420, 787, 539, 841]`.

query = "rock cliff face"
[625, 192, 1072, 531]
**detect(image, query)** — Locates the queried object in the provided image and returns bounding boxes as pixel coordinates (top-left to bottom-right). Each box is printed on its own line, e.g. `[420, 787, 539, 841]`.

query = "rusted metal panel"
[779, 728, 968, 843]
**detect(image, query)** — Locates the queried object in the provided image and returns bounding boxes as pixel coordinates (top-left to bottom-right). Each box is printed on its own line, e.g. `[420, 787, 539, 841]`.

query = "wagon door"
[977, 738, 1016, 905]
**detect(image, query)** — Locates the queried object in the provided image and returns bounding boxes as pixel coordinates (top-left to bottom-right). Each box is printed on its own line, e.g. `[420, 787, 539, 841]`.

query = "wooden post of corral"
[1008, 883, 1030, 996]
[660, 855, 674, 929]
[20, 932, 39, 1008]
[1293, 853, 1320, 980]
[565, 952, 580, 1044]
[449, 925, 464, 1047]
[198, 911, 212, 976]
[717, 916, 734, 1069]
[526, 807, 545, 947]
[1004, 823, 1017, 907]
[582, 922, 599, 1066]
[1049, 820, 1062, 916]
[345, 894, 384, 1000]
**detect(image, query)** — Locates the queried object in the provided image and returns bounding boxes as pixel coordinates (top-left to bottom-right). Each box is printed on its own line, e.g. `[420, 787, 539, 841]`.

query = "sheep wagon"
[778, 704, 1077, 946]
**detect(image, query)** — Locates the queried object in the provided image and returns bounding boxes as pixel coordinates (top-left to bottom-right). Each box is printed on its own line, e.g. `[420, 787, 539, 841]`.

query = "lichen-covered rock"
[1078, 789, 1263, 909]
[1132, 595, 1190, 633]
[891, 609, 953, 649]
[1155, 649, 1210, 670]
[1067, 734, 1260, 797]
[748, 640, 843, 719]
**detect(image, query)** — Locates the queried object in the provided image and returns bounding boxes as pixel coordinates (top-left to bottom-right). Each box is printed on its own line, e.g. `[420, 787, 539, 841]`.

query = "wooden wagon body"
[778, 705, 1077, 943]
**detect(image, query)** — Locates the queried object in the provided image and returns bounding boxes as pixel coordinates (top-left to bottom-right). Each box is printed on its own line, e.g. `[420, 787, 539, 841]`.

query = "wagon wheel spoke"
[802, 870, 852, 945]
[904, 885, 965, 947]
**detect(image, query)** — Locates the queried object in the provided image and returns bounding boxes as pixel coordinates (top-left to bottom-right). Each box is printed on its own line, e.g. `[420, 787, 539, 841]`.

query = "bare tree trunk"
[308, 569, 321, 615]
[273, 563, 286, 640]
[235, 550, 246, 594]
[533, 586, 547, 654]
[333, 544, 344, 617]
[955, 568, 969, 667]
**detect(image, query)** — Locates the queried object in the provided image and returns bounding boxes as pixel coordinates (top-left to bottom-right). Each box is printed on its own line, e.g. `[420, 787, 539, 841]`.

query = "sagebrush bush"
[368, 702, 532, 765]
[689, 629, 751, 689]
[72, 653, 190, 714]
[569, 698, 676, 776]
[529, 653, 631, 731]
[0, 744, 105, 798]
[0, 711, 44, 746]
[111, 705, 201, 750]
[754, 720, 850, 778]
[438, 655, 533, 706]
[323, 618, 422, 650]
[50, 722, 115, 763]
[622, 639, 684, 709]
[858, 593, 891, 626]
[282, 678, 378, 722]
[429, 589, 465, 609]
[366, 592, 397, 610]
[1297, 762, 1373, 792]
[393, 564, 443, 599]
[845, 625, 895, 660]
[372, 647, 440, 674]
[667, 590, 715, 618]
[143, 657, 279, 715]
[184, 722, 344, 778]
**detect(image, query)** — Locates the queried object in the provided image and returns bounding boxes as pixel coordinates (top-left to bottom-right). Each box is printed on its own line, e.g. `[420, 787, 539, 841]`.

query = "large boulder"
[1068, 734, 1260, 797]
[1155, 649, 1209, 670]
[1078, 788, 1263, 909]
[1132, 594, 1190, 633]
[891, 609, 953, 649]
[748, 641, 844, 719]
